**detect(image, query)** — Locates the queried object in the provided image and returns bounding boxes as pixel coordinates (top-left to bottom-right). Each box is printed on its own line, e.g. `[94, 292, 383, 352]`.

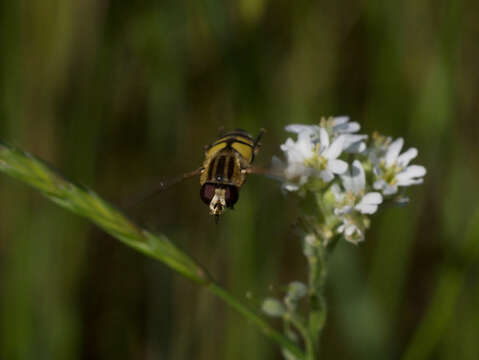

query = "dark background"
[1, 0, 478, 359]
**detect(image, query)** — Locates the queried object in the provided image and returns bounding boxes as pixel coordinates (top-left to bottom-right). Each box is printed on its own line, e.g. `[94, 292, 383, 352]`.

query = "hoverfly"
[199, 129, 264, 222]
[134, 129, 265, 223]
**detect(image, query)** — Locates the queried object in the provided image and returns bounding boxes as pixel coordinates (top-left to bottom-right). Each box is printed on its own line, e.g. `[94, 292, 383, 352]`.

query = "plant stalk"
[306, 239, 328, 360]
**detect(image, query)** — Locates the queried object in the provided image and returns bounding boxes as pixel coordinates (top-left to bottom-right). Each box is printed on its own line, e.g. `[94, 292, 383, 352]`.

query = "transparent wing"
[126, 167, 202, 209]
[244, 161, 286, 183]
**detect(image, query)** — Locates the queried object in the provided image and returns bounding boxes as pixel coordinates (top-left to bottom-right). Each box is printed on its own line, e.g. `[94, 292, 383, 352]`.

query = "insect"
[132, 128, 264, 223]
[199, 129, 264, 222]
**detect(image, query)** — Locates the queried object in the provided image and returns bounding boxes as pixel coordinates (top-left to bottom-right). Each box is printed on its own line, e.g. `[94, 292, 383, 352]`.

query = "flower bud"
[262, 298, 286, 317]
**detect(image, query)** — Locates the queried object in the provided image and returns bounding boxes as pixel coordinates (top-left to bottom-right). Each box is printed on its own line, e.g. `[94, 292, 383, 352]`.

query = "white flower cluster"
[280, 116, 426, 244]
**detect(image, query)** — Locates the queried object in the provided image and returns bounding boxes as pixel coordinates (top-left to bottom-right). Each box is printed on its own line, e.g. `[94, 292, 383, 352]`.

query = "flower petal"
[374, 179, 398, 195]
[341, 160, 365, 194]
[345, 224, 356, 236]
[330, 184, 344, 201]
[323, 135, 344, 159]
[319, 127, 329, 149]
[355, 203, 378, 214]
[361, 192, 383, 205]
[332, 116, 350, 125]
[335, 205, 353, 215]
[285, 124, 317, 135]
[395, 165, 426, 185]
[397, 147, 418, 167]
[385, 138, 404, 167]
[280, 135, 314, 164]
[383, 184, 398, 195]
[284, 183, 299, 191]
[335, 121, 360, 134]
[355, 192, 382, 214]
[342, 134, 368, 153]
[373, 179, 387, 190]
[319, 169, 334, 182]
[347, 142, 366, 154]
[280, 138, 294, 153]
[338, 218, 365, 244]
[405, 165, 426, 178]
[397, 178, 424, 186]
[328, 159, 348, 174]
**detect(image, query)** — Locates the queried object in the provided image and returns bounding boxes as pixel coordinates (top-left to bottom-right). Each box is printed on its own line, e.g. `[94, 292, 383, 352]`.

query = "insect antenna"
[254, 128, 266, 148]
[217, 126, 226, 137]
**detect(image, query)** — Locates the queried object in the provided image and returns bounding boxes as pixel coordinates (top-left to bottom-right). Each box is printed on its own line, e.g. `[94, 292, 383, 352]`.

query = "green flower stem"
[296, 194, 332, 359]
[286, 313, 311, 358]
[306, 246, 327, 360]
[284, 312, 308, 340]
[305, 256, 325, 360]
[0, 143, 305, 360]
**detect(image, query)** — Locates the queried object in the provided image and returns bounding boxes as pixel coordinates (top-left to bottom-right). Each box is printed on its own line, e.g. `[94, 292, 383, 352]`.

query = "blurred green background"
[1, 0, 478, 359]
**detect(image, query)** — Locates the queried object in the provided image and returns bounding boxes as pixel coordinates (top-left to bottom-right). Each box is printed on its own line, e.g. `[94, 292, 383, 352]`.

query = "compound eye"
[224, 186, 239, 208]
[200, 183, 216, 205]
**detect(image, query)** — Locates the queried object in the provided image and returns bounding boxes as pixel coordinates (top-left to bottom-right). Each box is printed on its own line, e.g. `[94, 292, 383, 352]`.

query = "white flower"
[372, 138, 427, 195]
[280, 124, 348, 190]
[312, 128, 348, 182]
[284, 124, 320, 138]
[280, 129, 315, 190]
[355, 192, 383, 214]
[337, 217, 364, 244]
[333, 160, 383, 215]
[342, 134, 368, 153]
[321, 116, 368, 153]
[329, 116, 361, 134]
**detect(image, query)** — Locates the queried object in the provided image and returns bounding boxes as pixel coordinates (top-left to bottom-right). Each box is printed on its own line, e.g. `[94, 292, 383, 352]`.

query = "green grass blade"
[0, 142, 304, 359]
[0, 143, 209, 284]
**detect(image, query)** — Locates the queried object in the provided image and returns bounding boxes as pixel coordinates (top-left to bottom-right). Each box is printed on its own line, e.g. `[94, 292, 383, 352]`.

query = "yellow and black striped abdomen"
[200, 151, 245, 187]
[205, 130, 256, 164]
